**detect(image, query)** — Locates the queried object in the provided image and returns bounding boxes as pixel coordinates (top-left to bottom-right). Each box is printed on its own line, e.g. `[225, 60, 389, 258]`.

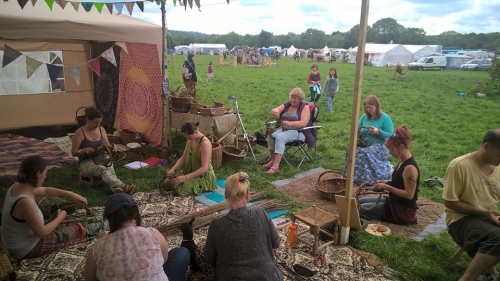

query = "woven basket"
[171, 96, 191, 113]
[357, 126, 375, 148]
[75, 107, 87, 127]
[120, 129, 142, 145]
[265, 117, 282, 135]
[211, 142, 223, 170]
[199, 107, 225, 117]
[222, 145, 247, 168]
[214, 100, 224, 108]
[317, 170, 346, 202]
[37, 197, 96, 224]
[237, 134, 256, 146]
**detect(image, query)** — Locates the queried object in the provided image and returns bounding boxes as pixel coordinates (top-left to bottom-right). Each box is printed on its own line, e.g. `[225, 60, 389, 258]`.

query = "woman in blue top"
[343, 95, 394, 185]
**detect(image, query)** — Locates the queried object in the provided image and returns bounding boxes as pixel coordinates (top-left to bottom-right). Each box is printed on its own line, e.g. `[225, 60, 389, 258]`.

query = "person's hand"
[271, 108, 279, 118]
[369, 126, 380, 134]
[173, 175, 188, 186]
[485, 211, 500, 226]
[112, 144, 117, 152]
[81, 147, 95, 154]
[373, 182, 387, 192]
[166, 170, 175, 178]
[71, 193, 88, 205]
[57, 209, 67, 220]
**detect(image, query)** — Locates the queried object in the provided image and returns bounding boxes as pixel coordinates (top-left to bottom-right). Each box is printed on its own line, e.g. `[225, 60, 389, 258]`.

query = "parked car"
[408, 56, 447, 71]
[460, 59, 492, 71]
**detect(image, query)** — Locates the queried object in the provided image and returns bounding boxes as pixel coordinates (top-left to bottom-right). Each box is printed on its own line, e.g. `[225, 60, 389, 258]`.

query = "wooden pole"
[339, 0, 370, 245]
[161, 1, 172, 147]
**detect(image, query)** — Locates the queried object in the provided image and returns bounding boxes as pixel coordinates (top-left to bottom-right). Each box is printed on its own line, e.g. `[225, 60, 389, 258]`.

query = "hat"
[104, 193, 138, 218]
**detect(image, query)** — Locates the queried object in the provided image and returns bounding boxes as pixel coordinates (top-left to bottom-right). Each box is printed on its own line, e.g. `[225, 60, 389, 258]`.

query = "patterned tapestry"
[118, 43, 162, 145]
[91, 42, 121, 128]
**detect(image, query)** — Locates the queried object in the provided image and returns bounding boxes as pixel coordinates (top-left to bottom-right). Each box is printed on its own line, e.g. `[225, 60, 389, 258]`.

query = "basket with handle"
[317, 170, 346, 202]
[222, 145, 247, 168]
[75, 107, 87, 127]
[357, 126, 376, 148]
[37, 196, 96, 224]
[170, 84, 191, 113]
[207, 134, 223, 170]
[265, 117, 282, 136]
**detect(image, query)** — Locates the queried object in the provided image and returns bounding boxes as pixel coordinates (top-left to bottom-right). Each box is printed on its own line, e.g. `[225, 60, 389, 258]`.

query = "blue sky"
[129, 0, 499, 36]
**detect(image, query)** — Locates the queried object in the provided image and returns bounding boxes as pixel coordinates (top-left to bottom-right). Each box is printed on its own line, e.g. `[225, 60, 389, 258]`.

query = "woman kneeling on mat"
[1, 156, 105, 260]
[162, 122, 217, 196]
[71, 106, 136, 194]
[358, 125, 420, 225]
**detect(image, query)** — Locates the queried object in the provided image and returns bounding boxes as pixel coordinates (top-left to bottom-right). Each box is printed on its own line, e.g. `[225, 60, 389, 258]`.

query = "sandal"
[112, 187, 124, 194]
[262, 161, 274, 168]
[265, 167, 278, 174]
[122, 185, 137, 195]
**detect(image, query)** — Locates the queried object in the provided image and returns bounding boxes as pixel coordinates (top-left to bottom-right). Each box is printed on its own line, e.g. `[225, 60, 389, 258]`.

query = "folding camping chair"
[282, 103, 321, 167]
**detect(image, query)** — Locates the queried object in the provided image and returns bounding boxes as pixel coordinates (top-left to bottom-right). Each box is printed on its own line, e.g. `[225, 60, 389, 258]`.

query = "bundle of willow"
[158, 198, 289, 236]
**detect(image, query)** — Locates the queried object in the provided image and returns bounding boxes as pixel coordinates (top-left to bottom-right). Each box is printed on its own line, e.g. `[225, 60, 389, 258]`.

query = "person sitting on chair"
[343, 95, 394, 185]
[204, 172, 283, 281]
[71, 107, 136, 194]
[358, 125, 420, 225]
[264, 87, 312, 174]
[442, 129, 500, 281]
[162, 122, 217, 196]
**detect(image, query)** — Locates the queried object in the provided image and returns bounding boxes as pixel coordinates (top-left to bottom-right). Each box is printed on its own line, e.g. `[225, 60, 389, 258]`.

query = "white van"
[408, 56, 447, 71]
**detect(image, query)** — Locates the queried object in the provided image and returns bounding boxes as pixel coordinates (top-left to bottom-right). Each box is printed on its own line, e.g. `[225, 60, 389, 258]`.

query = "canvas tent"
[320, 46, 331, 56]
[286, 45, 298, 57]
[403, 45, 439, 61]
[0, 1, 163, 135]
[349, 44, 413, 66]
[189, 43, 227, 54]
[174, 45, 191, 55]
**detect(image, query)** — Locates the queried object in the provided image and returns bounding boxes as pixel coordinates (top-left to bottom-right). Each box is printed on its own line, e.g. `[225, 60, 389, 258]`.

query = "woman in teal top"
[343, 95, 394, 185]
[163, 122, 217, 196]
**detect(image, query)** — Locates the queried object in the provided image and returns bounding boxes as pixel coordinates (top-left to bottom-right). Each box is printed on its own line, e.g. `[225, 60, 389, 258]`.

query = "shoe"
[112, 187, 124, 194]
[265, 167, 278, 174]
[262, 161, 274, 168]
[122, 185, 137, 195]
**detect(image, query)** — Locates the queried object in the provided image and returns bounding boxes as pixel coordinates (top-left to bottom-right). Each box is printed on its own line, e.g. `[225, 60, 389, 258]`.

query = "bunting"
[81, 2, 92, 12]
[55, 0, 66, 9]
[46, 64, 63, 84]
[115, 42, 128, 54]
[26, 56, 43, 79]
[44, 0, 54, 10]
[67, 65, 81, 85]
[17, 0, 29, 9]
[114, 2, 124, 14]
[70, 1, 79, 11]
[87, 57, 101, 76]
[94, 2, 104, 13]
[2, 45, 23, 68]
[136, 1, 144, 12]
[105, 3, 113, 14]
[101, 47, 117, 66]
[31, 0, 37, 6]
[125, 2, 134, 15]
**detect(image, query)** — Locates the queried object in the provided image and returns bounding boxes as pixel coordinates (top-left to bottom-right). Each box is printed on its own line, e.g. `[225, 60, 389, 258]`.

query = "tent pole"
[340, 0, 370, 245]
[161, 0, 172, 147]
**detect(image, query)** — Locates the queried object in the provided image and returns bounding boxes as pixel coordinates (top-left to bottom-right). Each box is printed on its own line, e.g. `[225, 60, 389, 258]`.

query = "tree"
[279, 34, 294, 48]
[257, 30, 274, 48]
[371, 17, 405, 43]
[300, 28, 326, 49]
[344, 24, 360, 49]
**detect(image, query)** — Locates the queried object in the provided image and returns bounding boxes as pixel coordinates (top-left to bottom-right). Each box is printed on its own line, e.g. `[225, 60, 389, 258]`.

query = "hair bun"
[239, 172, 249, 181]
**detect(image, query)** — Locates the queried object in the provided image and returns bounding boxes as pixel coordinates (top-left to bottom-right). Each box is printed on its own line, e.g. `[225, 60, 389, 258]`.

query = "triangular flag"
[82, 2, 93, 12]
[136, 1, 144, 12]
[187, 0, 193, 9]
[105, 3, 113, 14]
[101, 47, 117, 66]
[67, 65, 81, 85]
[114, 2, 124, 14]
[226, 0, 229, 4]
[94, 2, 104, 13]
[44, 0, 54, 11]
[55, 0, 67, 9]
[194, 0, 200, 11]
[125, 2, 134, 15]
[2, 45, 23, 68]
[87, 57, 101, 77]
[70, 1, 79, 11]
[115, 42, 128, 54]
[26, 56, 43, 79]
[17, 0, 29, 9]
[46, 64, 63, 84]
[31, 0, 37, 6]
[172, 0, 176, 6]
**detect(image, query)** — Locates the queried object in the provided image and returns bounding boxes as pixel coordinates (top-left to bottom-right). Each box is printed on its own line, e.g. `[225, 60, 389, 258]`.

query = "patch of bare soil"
[276, 170, 445, 239]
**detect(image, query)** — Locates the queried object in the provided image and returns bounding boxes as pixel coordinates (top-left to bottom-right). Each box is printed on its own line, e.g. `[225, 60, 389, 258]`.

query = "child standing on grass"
[323, 68, 339, 113]
[207, 61, 213, 82]
[307, 64, 322, 103]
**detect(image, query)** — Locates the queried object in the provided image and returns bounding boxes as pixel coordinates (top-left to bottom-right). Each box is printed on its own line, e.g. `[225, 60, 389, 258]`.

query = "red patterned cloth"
[118, 43, 162, 145]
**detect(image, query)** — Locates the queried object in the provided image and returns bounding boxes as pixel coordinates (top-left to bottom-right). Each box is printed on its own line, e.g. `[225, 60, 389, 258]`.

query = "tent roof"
[0, 1, 162, 46]
[402, 45, 434, 53]
[189, 43, 227, 48]
[352, 43, 410, 53]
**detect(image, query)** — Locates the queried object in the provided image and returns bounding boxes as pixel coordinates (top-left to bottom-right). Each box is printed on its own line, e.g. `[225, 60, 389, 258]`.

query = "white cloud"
[130, 0, 500, 36]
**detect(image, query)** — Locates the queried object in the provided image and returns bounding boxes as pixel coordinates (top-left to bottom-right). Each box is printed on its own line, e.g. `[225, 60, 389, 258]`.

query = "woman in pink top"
[83, 193, 189, 281]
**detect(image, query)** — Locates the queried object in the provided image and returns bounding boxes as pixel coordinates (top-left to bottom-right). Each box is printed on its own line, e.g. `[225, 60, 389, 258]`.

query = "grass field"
[43, 54, 500, 280]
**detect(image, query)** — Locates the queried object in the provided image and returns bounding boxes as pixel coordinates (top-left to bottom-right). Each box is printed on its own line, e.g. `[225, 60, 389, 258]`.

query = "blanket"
[0, 134, 76, 176]
[11, 191, 391, 281]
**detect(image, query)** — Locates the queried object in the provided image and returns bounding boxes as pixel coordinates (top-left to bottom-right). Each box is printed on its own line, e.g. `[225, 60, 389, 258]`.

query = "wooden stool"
[448, 248, 465, 266]
[291, 205, 338, 256]
[78, 170, 101, 186]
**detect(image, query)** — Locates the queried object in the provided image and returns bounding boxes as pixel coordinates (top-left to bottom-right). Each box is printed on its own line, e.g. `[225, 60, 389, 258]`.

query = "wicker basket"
[237, 134, 256, 146]
[265, 117, 282, 135]
[222, 145, 247, 168]
[317, 170, 346, 202]
[214, 100, 224, 108]
[120, 129, 142, 145]
[199, 107, 225, 117]
[75, 107, 87, 127]
[211, 142, 223, 170]
[170, 96, 191, 113]
[37, 197, 96, 224]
